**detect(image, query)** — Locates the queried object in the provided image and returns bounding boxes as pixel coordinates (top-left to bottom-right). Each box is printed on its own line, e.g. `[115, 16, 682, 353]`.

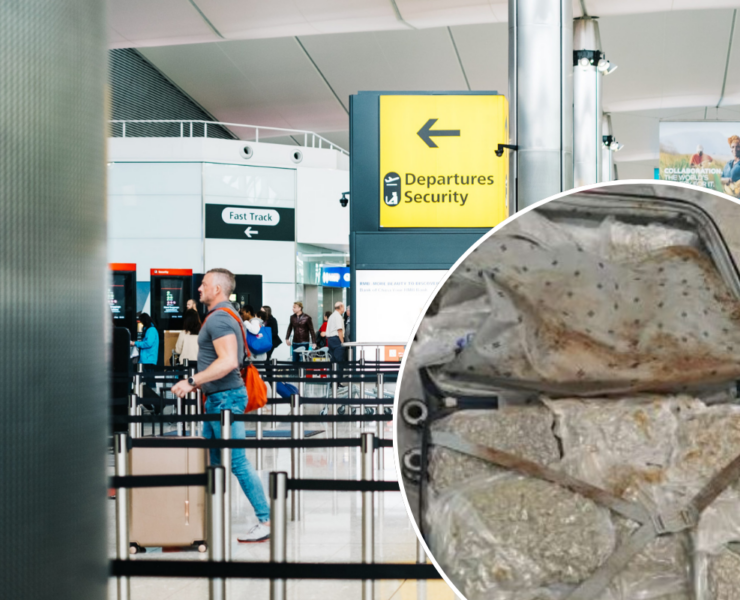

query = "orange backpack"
[204, 307, 268, 413]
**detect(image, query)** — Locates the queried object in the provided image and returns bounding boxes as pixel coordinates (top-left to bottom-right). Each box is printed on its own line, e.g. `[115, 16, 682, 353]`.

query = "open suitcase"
[397, 188, 740, 600]
[128, 437, 207, 554]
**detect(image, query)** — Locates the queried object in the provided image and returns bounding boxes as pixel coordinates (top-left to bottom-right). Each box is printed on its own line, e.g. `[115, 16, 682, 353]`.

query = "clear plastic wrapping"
[432, 210, 740, 397]
[426, 474, 615, 600]
[428, 407, 560, 493]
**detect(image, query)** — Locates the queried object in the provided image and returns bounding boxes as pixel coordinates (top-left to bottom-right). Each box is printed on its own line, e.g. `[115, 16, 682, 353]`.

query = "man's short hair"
[294, 301, 303, 310]
[207, 268, 236, 296]
[334, 302, 344, 310]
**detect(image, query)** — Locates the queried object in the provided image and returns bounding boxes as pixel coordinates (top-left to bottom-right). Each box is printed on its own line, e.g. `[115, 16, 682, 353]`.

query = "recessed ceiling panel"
[448, 22, 507, 92]
[141, 37, 349, 136]
[108, 0, 220, 47]
[299, 27, 467, 105]
[396, 0, 502, 28]
[600, 10, 732, 113]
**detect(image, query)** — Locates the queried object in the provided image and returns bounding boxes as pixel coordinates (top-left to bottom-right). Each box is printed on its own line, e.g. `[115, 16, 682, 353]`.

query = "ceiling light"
[613, 142, 624, 151]
[579, 56, 591, 68]
[597, 58, 609, 72]
[605, 63, 618, 75]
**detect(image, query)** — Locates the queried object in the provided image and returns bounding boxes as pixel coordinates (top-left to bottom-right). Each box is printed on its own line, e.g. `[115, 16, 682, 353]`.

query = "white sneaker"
[237, 522, 270, 543]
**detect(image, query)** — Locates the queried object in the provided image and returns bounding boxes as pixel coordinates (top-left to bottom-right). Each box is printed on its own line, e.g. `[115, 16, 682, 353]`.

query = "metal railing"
[109, 119, 348, 155]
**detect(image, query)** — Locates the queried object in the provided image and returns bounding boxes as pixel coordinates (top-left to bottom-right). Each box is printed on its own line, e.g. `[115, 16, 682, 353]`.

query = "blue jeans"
[203, 387, 270, 522]
[292, 342, 309, 362]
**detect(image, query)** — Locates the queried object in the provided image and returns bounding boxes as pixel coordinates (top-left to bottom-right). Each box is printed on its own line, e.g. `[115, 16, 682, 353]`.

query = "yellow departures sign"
[379, 94, 508, 228]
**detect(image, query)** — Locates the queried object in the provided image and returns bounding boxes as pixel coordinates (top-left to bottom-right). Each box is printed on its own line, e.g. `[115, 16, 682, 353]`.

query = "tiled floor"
[107, 421, 458, 599]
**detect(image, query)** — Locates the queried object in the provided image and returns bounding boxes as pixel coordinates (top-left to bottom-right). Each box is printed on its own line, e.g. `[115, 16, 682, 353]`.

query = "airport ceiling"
[110, 0, 740, 178]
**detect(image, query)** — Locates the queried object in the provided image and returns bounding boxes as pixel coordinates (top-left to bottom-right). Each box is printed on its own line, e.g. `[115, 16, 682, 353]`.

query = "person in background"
[241, 305, 268, 361]
[344, 305, 351, 340]
[326, 302, 346, 379]
[285, 301, 316, 362]
[317, 310, 331, 349]
[175, 308, 201, 366]
[130, 312, 159, 371]
[721, 135, 740, 197]
[689, 144, 712, 166]
[171, 268, 271, 543]
[186, 298, 197, 311]
[261, 305, 281, 361]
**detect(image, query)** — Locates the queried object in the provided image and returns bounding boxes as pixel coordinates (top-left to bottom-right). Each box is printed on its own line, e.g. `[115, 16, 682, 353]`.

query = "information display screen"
[355, 269, 446, 343]
[109, 274, 127, 320]
[160, 278, 185, 320]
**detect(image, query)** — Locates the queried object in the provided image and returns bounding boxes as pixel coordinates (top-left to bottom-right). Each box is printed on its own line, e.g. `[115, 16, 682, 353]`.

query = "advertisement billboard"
[659, 122, 740, 197]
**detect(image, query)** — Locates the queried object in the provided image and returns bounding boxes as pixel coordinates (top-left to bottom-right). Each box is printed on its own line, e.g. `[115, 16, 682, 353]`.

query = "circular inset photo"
[395, 181, 740, 600]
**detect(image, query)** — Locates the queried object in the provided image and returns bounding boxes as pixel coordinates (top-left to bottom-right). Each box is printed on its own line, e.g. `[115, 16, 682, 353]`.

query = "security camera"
[339, 191, 349, 208]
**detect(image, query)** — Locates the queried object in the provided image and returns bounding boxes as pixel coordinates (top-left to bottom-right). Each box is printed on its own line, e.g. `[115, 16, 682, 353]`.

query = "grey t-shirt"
[198, 301, 246, 394]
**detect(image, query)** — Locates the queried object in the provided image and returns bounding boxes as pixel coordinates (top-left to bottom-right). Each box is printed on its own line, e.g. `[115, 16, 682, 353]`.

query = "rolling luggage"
[128, 438, 207, 554]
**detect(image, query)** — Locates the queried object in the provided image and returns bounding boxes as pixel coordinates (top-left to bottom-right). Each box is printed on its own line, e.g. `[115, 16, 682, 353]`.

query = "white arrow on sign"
[244, 227, 259, 238]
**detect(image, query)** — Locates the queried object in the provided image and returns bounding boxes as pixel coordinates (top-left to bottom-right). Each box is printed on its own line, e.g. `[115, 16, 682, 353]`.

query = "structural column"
[0, 1, 108, 598]
[573, 16, 604, 188]
[509, 0, 573, 211]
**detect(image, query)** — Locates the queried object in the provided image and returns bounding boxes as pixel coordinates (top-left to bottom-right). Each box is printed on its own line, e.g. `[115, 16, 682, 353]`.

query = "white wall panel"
[296, 168, 349, 247]
[204, 239, 295, 283]
[203, 163, 296, 208]
[107, 162, 201, 195]
[108, 194, 202, 239]
[107, 238, 204, 280]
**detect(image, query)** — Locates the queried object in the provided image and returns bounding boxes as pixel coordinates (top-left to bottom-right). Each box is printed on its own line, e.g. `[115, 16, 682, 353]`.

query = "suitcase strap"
[430, 431, 740, 600]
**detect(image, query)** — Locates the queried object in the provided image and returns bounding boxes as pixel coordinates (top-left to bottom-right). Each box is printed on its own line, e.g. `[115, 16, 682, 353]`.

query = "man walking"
[285, 301, 316, 362]
[326, 301, 346, 369]
[172, 268, 270, 543]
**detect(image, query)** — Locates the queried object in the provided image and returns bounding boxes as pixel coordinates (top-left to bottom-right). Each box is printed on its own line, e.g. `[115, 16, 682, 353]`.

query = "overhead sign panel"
[379, 94, 508, 228]
[205, 204, 295, 241]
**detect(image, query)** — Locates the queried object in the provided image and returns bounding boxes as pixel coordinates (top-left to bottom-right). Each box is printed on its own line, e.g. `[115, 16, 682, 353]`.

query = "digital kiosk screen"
[160, 278, 185, 320]
[109, 274, 127, 320]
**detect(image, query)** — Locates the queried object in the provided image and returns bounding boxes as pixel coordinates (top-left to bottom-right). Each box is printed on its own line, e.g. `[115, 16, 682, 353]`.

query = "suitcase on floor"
[128, 438, 207, 554]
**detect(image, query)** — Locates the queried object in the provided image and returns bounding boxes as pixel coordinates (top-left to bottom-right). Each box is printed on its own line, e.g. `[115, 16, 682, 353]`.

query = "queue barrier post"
[135, 404, 143, 438]
[176, 394, 184, 438]
[270, 358, 278, 431]
[298, 364, 305, 399]
[331, 363, 338, 439]
[208, 466, 226, 600]
[256, 406, 264, 470]
[269, 472, 288, 600]
[361, 432, 375, 600]
[359, 349, 366, 418]
[416, 539, 426, 564]
[128, 394, 138, 439]
[221, 409, 232, 561]
[377, 372, 384, 472]
[290, 395, 301, 521]
[114, 433, 130, 600]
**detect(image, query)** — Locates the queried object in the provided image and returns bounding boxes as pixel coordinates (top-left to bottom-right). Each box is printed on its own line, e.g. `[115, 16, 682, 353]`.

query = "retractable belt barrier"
[111, 432, 432, 600]
[114, 413, 392, 423]
[110, 560, 440, 581]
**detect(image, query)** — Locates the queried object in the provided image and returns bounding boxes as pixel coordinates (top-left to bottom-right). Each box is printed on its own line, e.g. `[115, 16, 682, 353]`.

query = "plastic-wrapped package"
[668, 403, 740, 499]
[434, 209, 740, 397]
[546, 397, 692, 496]
[707, 548, 740, 600]
[428, 407, 560, 493]
[426, 474, 616, 600]
[696, 490, 740, 554]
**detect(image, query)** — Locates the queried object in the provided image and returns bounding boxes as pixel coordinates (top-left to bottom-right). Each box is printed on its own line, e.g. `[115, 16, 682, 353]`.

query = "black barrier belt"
[298, 397, 394, 405]
[377, 439, 393, 448]
[258, 376, 398, 384]
[113, 414, 392, 424]
[109, 474, 207, 488]
[110, 560, 441, 580]
[129, 438, 364, 449]
[287, 479, 400, 492]
[110, 397, 199, 407]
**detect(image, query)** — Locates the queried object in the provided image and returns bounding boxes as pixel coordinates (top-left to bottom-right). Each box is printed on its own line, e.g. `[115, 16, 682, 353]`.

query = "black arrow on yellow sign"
[417, 119, 461, 148]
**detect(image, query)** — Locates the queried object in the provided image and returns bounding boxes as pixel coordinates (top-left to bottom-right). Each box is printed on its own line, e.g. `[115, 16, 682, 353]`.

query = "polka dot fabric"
[442, 211, 740, 396]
